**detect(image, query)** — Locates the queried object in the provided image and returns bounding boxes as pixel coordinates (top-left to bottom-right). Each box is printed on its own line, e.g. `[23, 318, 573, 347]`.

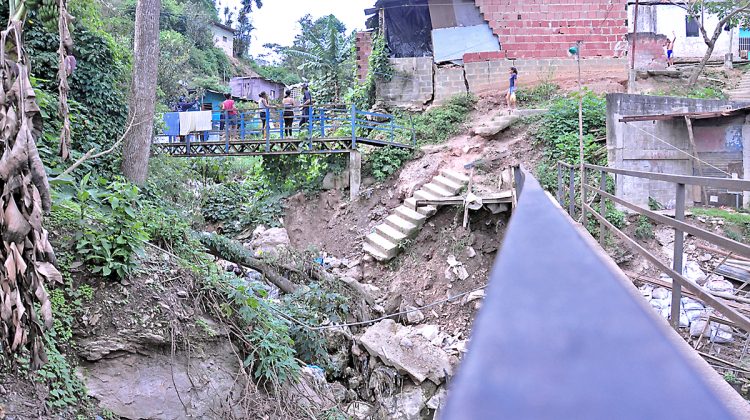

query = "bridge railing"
[557, 161, 750, 332]
[157, 104, 415, 151]
[444, 166, 749, 418]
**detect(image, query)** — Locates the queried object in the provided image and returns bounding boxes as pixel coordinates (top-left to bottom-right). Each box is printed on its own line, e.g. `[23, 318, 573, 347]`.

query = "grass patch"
[692, 208, 750, 225]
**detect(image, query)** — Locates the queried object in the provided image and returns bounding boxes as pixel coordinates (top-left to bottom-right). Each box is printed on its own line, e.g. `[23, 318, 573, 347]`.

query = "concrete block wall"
[464, 56, 628, 94]
[377, 57, 434, 107]
[475, 0, 628, 58]
[607, 94, 750, 208]
[630, 33, 669, 70]
[433, 65, 468, 105]
[355, 31, 373, 82]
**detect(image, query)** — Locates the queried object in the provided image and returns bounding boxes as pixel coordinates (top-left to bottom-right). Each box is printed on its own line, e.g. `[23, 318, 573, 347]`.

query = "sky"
[217, 0, 374, 60]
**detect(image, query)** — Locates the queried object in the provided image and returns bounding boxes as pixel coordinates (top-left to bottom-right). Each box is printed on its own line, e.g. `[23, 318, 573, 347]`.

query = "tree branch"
[53, 116, 146, 180]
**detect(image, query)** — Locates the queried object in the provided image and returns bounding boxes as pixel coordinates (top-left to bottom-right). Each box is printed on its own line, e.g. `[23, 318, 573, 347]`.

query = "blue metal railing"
[443, 166, 749, 419]
[156, 104, 416, 152]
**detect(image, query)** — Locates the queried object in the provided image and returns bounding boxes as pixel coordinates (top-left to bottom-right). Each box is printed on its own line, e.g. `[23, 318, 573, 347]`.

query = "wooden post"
[463, 167, 475, 229]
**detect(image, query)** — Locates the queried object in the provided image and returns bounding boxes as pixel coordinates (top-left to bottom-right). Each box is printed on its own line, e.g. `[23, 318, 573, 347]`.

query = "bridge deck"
[152, 105, 415, 158]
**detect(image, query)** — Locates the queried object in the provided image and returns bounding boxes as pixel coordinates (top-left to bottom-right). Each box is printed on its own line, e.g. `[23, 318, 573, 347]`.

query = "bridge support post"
[349, 150, 361, 201]
[670, 183, 686, 329]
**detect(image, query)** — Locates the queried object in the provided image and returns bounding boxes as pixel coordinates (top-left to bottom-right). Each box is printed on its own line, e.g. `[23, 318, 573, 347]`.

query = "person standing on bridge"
[299, 83, 313, 128]
[221, 93, 238, 133]
[259, 91, 270, 138]
[282, 89, 296, 138]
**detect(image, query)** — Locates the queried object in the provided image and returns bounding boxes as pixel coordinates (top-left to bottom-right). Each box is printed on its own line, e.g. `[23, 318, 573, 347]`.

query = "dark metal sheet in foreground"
[443, 168, 743, 420]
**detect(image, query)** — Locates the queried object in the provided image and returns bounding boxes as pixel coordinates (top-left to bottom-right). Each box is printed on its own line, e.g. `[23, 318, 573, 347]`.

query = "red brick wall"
[474, 0, 628, 59]
[355, 31, 373, 82]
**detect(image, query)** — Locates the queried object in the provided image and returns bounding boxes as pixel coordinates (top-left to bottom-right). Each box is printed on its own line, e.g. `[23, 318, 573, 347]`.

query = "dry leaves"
[0, 21, 61, 368]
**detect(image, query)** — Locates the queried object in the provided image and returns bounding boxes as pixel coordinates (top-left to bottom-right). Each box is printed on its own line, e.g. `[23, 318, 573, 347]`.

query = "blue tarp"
[163, 112, 180, 136]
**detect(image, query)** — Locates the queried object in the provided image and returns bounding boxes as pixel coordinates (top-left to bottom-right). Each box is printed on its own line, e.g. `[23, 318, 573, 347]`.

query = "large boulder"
[359, 320, 452, 385]
[249, 225, 291, 257]
[78, 341, 243, 419]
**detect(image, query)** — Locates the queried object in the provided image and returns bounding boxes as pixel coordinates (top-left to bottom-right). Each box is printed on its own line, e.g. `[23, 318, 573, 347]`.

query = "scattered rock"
[403, 304, 425, 325]
[359, 320, 453, 385]
[465, 290, 485, 303]
[347, 401, 375, 419]
[466, 246, 477, 258]
[176, 290, 188, 299]
[690, 319, 734, 343]
[378, 383, 427, 420]
[683, 261, 705, 284]
[706, 279, 734, 293]
[283, 366, 338, 412]
[322, 170, 350, 190]
[414, 325, 440, 342]
[652, 287, 670, 300]
[426, 387, 447, 411]
[698, 253, 712, 263]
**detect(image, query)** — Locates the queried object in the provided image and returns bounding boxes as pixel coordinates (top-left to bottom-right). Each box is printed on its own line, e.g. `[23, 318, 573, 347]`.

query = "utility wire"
[628, 123, 732, 177]
[265, 284, 488, 331]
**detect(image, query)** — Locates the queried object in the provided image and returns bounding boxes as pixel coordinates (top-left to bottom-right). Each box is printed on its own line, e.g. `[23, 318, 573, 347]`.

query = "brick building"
[355, 31, 374, 82]
[364, 0, 629, 107]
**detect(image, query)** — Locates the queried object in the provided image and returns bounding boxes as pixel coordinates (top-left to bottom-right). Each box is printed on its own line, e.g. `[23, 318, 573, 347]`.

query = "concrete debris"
[445, 255, 469, 281]
[404, 306, 425, 325]
[378, 383, 427, 420]
[426, 387, 447, 411]
[689, 319, 734, 343]
[683, 261, 706, 284]
[698, 253, 712, 263]
[466, 246, 477, 258]
[705, 279, 734, 293]
[465, 290, 485, 304]
[414, 324, 440, 342]
[359, 320, 453, 385]
[347, 401, 375, 420]
[652, 287, 670, 300]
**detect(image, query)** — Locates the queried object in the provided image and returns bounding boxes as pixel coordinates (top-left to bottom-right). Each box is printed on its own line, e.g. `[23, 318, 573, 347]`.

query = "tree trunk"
[121, 0, 161, 184]
[688, 39, 718, 86]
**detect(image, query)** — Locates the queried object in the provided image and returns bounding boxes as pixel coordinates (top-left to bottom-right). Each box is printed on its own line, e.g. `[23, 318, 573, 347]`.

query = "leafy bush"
[202, 180, 285, 236]
[537, 91, 606, 147]
[412, 94, 476, 144]
[516, 81, 560, 106]
[635, 216, 655, 240]
[368, 146, 413, 181]
[75, 175, 147, 279]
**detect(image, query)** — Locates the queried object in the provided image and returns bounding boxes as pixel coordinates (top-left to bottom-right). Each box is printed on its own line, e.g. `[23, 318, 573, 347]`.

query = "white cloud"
[217, 0, 374, 59]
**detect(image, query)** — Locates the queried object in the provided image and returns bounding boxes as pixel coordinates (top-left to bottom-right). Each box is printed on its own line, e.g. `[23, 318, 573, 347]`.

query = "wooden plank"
[685, 117, 708, 205]
[716, 264, 750, 283]
[415, 195, 513, 207]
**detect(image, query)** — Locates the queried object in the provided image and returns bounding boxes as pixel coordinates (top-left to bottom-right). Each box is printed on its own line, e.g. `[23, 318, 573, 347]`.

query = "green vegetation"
[369, 146, 413, 181]
[693, 208, 750, 244]
[650, 86, 726, 100]
[635, 216, 655, 241]
[348, 33, 392, 110]
[516, 81, 561, 107]
[413, 94, 477, 144]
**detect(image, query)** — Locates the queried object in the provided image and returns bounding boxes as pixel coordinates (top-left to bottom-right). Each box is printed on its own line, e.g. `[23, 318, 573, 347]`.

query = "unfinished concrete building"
[362, 0, 629, 107]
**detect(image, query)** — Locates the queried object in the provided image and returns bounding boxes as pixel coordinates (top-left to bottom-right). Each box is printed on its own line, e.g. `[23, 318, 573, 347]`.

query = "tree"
[674, 1, 750, 85]
[121, 0, 161, 184]
[234, 0, 262, 57]
[0, 0, 63, 367]
[284, 15, 354, 103]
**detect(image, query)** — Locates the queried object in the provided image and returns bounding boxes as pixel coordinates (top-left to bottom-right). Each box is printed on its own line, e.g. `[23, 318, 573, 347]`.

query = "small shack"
[607, 93, 750, 208]
[230, 72, 286, 102]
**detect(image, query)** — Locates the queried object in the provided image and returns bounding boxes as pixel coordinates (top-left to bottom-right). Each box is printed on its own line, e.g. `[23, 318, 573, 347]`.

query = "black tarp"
[383, 0, 433, 58]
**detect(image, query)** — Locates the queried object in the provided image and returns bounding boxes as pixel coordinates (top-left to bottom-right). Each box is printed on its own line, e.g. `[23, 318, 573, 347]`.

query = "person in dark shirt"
[506, 67, 518, 114]
[299, 83, 312, 128]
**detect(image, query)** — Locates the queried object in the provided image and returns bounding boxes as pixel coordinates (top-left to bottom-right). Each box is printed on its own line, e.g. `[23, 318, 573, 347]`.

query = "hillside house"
[626, 1, 750, 70]
[230, 73, 286, 102]
[212, 22, 235, 57]
[364, 0, 628, 107]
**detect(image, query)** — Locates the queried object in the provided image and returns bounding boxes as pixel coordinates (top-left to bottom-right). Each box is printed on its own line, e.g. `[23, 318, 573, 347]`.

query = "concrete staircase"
[364, 169, 470, 261]
[727, 71, 750, 101]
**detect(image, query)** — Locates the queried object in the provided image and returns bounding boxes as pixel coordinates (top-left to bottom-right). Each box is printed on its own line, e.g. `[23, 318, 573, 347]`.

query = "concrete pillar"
[743, 116, 750, 208]
[349, 150, 362, 201]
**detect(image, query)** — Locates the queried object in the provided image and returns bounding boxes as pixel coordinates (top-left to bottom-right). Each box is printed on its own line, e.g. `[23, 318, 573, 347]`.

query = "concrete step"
[384, 214, 419, 236]
[423, 182, 453, 197]
[433, 175, 463, 194]
[365, 232, 398, 259]
[441, 169, 470, 184]
[363, 242, 390, 262]
[394, 205, 428, 225]
[404, 197, 437, 216]
[375, 223, 408, 243]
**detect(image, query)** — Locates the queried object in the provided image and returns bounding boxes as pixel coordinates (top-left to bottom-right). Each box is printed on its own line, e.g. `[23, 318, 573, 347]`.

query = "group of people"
[220, 84, 313, 138]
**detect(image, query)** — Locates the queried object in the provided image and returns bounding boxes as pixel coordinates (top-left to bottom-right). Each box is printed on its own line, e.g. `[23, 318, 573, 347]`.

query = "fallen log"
[196, 231, 299, 294]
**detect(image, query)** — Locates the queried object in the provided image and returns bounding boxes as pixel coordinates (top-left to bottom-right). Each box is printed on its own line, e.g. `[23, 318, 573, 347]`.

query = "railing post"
[240, 112, 245, 140]
[265, 111, 270, 153]
[224, 110, 229, 141]
[307, 106, 314, 140]
[320, 108, 326, 138]
[186, 133, 191, 156]
[390, 117, 395, 143]
[671, 182, 686, 329]
[410, 114, 416, 146]
[581, 167, 587, 224]
[568, 165, 575, 217]
[599, 170, 607, 246]
[351, 104, 357, 149]
[556, 162, 563, 206]
[279, 108, 284, 138]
